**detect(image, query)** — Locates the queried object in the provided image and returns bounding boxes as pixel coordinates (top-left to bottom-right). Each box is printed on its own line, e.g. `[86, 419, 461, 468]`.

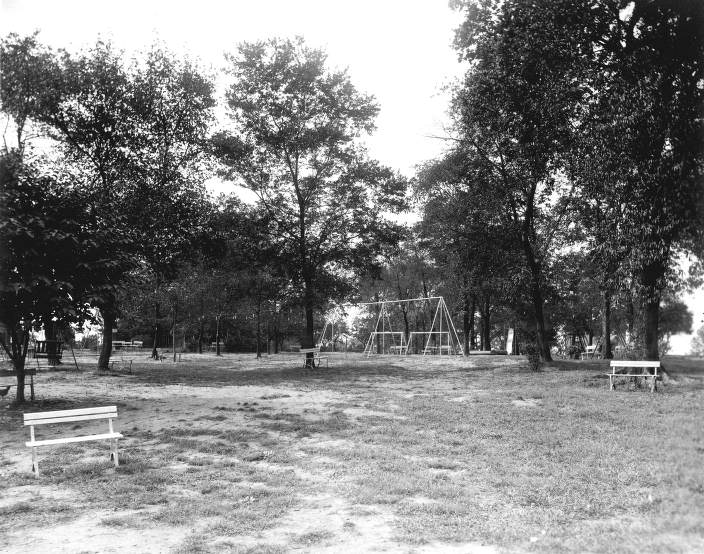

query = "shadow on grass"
[127, 363, 444, 388]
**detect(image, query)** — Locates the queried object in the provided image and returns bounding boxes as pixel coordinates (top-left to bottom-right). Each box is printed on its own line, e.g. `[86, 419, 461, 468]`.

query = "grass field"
[1, 352, 703, 553]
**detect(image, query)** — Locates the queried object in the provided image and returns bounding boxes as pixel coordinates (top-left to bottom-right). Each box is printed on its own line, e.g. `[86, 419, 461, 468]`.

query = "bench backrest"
[24, 406, 118, 426]
[132, 341, 143, 347]
[610, 360, 660, 374]
[610, 361, 660, 368]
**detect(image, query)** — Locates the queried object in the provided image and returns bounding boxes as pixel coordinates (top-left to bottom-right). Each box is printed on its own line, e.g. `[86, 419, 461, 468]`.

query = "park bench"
[606, 360, 660, 392]
[581, 344, 599, 359]
[24, 405, 122, 477]
[0, 369, 36, 401]
[30, 340, 63, 369]
[422, 345, 453, 355]
[300, 347, 328, 368]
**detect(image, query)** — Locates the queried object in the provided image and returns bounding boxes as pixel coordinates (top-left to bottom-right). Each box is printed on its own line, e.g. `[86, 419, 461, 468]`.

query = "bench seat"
[27, 432, 123, 448]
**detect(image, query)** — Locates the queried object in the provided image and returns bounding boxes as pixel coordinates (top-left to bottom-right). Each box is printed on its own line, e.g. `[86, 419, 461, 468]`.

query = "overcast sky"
[2, 0, 701, 353]
[1, 0, 465, 180]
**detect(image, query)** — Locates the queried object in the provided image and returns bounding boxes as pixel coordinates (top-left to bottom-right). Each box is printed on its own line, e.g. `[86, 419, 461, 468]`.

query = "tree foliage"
[213, 37, 406, 363]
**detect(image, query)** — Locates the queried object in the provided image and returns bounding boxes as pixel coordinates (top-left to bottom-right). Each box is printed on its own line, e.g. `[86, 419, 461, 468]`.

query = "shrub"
[522, 342, 542, 372]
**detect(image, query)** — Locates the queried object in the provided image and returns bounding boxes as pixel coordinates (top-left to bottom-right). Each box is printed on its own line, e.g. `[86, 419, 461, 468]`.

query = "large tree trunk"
[641, 260, 665, 360]
[98, 306, 115, 370]
[151, 300, 160, 359]
[45, 323, 61, 366]
[172, 303, 177, 363]
[7, 326, 30, 403]
[462, 292, 474, 356]
[602, 290, 613, 359]
[481, 295, 491, 351]
[256, 295, 262, 359]
[625, 288, 635, 345]
[302, 280, 315, 367]
[522, 238, 552, 361]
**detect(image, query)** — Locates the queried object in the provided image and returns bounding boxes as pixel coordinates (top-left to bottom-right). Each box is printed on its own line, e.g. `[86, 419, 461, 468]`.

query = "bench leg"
[609, 375, 614, 391]
[32, 447, 38, 477]
[651, 375, 657, 393]
[111, 439, 119, 467]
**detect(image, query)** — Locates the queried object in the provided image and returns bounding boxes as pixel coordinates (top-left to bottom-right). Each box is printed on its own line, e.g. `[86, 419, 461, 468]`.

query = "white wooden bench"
[300, 347, 328, 368]
[581, 345, 599, 359]
[606, 361, 660, 392]
[24, 406, 123, 477]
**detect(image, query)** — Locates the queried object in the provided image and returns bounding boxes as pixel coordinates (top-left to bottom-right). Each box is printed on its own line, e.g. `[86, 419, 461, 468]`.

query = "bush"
[521, 342, 542, 372]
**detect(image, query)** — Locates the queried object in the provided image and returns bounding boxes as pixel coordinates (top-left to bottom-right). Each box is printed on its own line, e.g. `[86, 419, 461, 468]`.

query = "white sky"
[1, 0, 464, 181]
[2, 0, 702, 354]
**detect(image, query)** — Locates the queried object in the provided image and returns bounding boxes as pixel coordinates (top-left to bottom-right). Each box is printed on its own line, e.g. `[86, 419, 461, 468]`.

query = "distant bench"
[24, 406, 122, 477]
[606, 360, 660, 392]
[113, 341, 142, 350]
[581, 345, 599, 360]
[300, 347, 328, 368]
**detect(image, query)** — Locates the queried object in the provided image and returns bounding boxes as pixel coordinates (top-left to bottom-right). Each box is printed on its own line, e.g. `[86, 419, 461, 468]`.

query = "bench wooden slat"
[300, 347, 320, 354]
[24, 406, 118, 423]
[27, 432, 123, 447]
[25, 412, 118, 426]
[610, 361, 660, 368]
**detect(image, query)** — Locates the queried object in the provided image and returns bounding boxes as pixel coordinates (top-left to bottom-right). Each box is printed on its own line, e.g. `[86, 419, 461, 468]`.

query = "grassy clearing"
[0, 353, 702, 552]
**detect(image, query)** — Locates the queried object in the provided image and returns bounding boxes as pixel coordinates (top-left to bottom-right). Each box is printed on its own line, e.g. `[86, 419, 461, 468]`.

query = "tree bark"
[481, 295, 491, 351]
[98, 306, 115, 370]
[172, 302, 177, 363]
[302, 279, 315, 367]
[151, 299, 160, 359]
[7, 326, 29, 403]
[602, 290, 612, 359]
[256, 293, 262, 359]
[45, 323, 61, 366]
[522, 240, 552, 361]
[462, 292, 471, 356]
[641, 260, 665, 360]
[303, 303, 315, 366]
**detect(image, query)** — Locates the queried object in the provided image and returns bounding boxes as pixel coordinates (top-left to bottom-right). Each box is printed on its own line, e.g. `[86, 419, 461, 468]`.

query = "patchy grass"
[0, 353, 702, 552]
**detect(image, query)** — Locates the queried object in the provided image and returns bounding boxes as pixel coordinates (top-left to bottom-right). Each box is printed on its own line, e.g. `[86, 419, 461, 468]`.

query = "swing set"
[361, 296, 462, 356]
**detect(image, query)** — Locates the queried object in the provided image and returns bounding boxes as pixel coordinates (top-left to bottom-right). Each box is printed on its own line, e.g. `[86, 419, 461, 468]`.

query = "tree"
[0, 153, 119, 401]
[15, 38, 141, 369]
[691, 326, 704, 357]
[451, 0, 591, 360]
[1, 34, 127, 399]
[571, 0, 704, 360]
[416, 150, 526, 354]
[213, 37, 406, 366]
[128, 45, 216, 359]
